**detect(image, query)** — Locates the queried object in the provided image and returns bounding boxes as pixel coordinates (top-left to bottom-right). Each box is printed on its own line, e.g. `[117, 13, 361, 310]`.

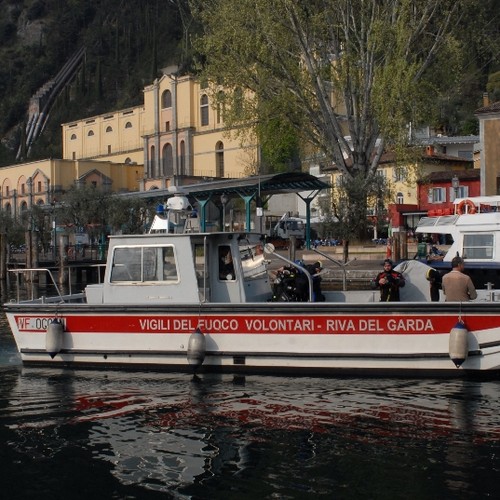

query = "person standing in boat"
[305, 261, 325, 302]
[372, 259, 405, 302]
[442, 256, 477, 302]
[426, 267, 442, 302]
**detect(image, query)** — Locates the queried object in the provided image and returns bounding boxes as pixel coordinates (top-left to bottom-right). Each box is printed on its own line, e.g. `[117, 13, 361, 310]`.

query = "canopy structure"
[123, 172, 330, 248]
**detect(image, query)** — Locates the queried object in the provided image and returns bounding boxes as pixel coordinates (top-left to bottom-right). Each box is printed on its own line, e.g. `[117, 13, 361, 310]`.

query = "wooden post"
[342, 240, 349, 263]
[400, 228, 408, 260]
[58, 234, 69, 285]
[393, 233, 401, 262]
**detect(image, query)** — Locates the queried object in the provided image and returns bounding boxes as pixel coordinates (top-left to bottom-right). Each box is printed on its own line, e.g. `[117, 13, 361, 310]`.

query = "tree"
[59, 185, 112, 244]
[59, 185, 155, 240]
[191, 0, 468, 240]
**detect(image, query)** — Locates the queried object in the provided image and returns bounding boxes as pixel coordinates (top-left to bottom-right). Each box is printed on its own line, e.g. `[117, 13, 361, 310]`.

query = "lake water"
[1, 284, 500, 498]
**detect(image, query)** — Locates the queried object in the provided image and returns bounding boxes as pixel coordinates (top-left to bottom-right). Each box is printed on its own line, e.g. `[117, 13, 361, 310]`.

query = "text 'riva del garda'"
[138, 316, 435, 334]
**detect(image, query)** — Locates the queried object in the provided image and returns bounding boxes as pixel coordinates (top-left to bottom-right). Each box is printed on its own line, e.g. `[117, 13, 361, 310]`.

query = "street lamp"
[451, 174, 460, 200]
[220, 193, 228, 232]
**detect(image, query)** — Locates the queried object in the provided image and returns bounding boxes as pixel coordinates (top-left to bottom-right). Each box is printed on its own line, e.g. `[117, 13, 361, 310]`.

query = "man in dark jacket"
[372, 259, 405, 302]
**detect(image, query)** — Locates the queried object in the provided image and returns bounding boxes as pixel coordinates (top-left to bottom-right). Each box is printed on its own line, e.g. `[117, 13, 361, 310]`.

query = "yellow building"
[0, 158, 142, 216]
[62, 70, 258, 191]
[1, 68, 260, 217]
[62, 106, 146, 166]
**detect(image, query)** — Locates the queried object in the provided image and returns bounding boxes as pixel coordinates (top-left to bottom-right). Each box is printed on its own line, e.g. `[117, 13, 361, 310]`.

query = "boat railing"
[7, 264, 105, 303]
[312, 248, 358, 291]
[9, 268, 65, 303]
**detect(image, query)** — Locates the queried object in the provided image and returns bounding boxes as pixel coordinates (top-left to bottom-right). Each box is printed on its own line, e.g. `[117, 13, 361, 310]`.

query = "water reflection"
[0, 365, 499, 498]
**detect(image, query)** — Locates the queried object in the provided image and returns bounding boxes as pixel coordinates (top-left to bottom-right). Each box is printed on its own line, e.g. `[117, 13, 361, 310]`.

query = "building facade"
[475, 99, 500, 195]
[0, 158, 142, 216]
[62, 71, 258, 191]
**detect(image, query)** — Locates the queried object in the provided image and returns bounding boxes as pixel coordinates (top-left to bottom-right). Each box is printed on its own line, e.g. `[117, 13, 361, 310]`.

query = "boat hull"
[5, 302, 500, 376]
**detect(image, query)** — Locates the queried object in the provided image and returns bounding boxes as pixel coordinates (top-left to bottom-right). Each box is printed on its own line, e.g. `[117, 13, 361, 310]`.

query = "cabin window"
[110, 245, 178, 282]
[161, 247, 178, 280]
[463, 234, 494, 260]
[218, 245, 235, 281]
[111, 247, 142, 281]
[239, 241, 266, 280]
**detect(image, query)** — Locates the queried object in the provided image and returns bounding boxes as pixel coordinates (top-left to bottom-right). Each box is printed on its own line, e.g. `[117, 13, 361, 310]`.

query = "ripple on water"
[0, 369, 499, 497]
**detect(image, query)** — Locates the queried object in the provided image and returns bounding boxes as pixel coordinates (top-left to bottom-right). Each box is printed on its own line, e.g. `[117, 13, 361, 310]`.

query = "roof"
[475, 101, 500, 115]
[419, 169, 480, 183]
[187, 171, 329, 199]
[419, 135, 479, 145]
[122, 172, 330, 200]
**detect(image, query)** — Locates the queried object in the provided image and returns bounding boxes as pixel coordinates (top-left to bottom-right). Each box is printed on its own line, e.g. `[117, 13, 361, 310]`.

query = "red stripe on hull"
[13, 313, 500, 335]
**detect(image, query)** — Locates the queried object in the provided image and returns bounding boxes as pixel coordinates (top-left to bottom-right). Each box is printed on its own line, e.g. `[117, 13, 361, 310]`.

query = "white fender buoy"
[46, 318, 64, 359]
[449, 321, 468, 368]
[187, 327, 206, 369]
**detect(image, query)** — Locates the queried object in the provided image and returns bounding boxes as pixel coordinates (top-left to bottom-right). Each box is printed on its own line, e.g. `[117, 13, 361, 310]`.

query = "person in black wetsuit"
[371, 259, 405, 302]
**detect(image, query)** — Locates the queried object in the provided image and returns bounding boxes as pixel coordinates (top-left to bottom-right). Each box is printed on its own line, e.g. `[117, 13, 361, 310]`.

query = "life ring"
[457, 199, 476, 215]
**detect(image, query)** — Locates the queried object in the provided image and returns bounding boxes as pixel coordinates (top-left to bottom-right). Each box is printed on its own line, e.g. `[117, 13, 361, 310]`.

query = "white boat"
[416, 195, 500, 288]
[4, 196, 500, 376]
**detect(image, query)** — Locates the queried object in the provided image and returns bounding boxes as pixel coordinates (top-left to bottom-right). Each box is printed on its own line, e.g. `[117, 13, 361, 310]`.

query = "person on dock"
[442, 256, 477, 302]
[372, 259, 405, 302]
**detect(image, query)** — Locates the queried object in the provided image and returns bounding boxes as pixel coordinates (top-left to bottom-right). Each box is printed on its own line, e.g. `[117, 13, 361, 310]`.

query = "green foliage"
[487, 71, 500, 101]
[0, 208, 25, 247]
[57, 185, 155, 238]
[0, 0, 186, 161]
[257, 118, 302, 174]
[191, 0, 475, 242]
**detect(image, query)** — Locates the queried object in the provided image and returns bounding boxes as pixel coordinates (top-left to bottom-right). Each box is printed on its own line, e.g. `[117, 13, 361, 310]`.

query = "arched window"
[124, 157, 132, 164]
[5, 203, 11, 215]
[106, 126, 113, 133]
[163, 143, 173, 177]
[396, 192, 404, 204]
[87, 130, 94, 136]
[37, 199, 44, 206]
[200, 94, 209, 126]
[125, 122, 132, 129]
[216, 141, 224, 178]
[179, 141, 186, 176]
[20, 201, 28, 212]
[162, 90, 172, 108]
[70, 134, 77, 140]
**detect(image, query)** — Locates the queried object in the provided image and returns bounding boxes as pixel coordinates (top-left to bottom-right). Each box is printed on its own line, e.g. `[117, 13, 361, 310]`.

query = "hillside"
[0, 0, 191, 166]
[0, 0, 498, 168]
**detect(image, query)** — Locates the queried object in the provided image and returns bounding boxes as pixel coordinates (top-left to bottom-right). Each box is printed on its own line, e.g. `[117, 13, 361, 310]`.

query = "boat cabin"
[415, 196, 500, 288]
[85, 232, 271, 305]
